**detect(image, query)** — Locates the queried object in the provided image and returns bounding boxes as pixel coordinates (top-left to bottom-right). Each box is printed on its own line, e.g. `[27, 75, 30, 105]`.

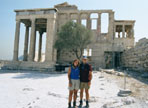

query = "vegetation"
[54, 21, 92, 59]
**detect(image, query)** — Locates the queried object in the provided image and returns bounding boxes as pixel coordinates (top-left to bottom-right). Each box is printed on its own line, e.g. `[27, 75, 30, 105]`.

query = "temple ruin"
[3, 2, 136, 70]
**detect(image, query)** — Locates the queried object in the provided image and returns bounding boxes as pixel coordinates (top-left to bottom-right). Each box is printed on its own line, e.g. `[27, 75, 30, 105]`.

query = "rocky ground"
[0, 70, 148, 108]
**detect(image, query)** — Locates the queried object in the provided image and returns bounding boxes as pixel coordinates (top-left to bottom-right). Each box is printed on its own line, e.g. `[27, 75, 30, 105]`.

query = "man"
[79, 56, 92, 108]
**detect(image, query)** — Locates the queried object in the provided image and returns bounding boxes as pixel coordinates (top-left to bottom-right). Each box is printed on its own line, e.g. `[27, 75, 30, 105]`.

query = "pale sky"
[0, 0, 148, 60]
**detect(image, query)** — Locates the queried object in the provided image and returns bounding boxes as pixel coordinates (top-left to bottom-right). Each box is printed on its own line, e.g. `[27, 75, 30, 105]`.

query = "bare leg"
[69, 90, 74, 103]
[79, 88, 84, 107]
[74, 90, 78, 101]
[80, 88, 84, 100]
[85, 89, 89, 101]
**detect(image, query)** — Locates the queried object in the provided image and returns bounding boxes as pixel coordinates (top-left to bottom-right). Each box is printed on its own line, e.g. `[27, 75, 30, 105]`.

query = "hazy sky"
[0, 0, 148, 60]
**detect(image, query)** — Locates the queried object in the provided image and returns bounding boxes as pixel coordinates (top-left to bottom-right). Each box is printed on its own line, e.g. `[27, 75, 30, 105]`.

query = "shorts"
[69, 79, 80, 90]
[80, 82, 90, 89]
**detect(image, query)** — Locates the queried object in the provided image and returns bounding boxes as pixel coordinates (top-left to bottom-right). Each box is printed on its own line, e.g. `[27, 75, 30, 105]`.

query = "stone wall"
[121, 38, 148, 72]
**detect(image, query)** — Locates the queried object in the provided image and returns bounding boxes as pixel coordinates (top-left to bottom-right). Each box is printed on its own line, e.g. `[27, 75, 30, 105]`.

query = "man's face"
[82, 59, 87, 64]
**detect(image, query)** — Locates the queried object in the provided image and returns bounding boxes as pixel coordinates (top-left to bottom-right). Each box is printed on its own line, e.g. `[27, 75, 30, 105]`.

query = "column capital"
[109, 12, 114, 18]
[15, 19, 21, 22]
[78, 12, 81, 16]
[46, 17, 57, 24]
[109, 11, 115, 14]
[30, 18, 36, 22]
[97, 13, 102, 15]
[87, 13, 91, 17]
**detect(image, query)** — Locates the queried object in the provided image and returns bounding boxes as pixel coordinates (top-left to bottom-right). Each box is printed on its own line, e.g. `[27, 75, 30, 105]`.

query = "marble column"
[87, 49, 89, 57]
[45, 18, 56, 62]
[77, 13, 81, 24]
[113, 25, 116, 39]
[113, 24, 117, 39]
[23, 25, 29, 61]
[87, 13, 91, 29]
[122, 25, 125, 38]
[118, 32, 121, 38]
[108, 12, 114, 40]
[67, 13, 71, 21]
[97, 13, 101, 34]
[38, 31, 43, 62]
[126, 29, 130, 38]
[28, 18, 36, 61]
[13, 19, 21, 61]
[53, 49, 57, 62]
[96, 13, 101, 40]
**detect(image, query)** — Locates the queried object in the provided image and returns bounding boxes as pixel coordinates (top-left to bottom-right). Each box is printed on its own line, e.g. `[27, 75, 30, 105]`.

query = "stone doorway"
[104, 51, 122, 69]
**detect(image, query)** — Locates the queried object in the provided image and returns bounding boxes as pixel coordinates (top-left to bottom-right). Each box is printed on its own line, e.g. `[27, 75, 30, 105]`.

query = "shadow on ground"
[0, 69, 66, 79]
[118, 69, 148, 85]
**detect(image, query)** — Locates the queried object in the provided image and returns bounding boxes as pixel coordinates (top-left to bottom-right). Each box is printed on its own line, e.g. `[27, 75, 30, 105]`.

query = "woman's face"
[74, 60, 79, 66]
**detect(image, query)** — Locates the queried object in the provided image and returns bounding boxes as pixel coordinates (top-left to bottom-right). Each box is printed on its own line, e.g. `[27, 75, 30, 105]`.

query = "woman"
[68, 59, 80, 108]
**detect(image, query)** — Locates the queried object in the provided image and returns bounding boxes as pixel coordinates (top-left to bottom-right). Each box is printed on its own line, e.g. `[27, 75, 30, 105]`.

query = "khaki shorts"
[69, 79, 80, 90]
[80, 82, 90, 89]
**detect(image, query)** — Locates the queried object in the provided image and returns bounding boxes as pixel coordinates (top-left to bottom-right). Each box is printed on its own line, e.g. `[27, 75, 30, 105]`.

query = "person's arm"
[68, 67, 72, 87]
[88, 65, 93, 86]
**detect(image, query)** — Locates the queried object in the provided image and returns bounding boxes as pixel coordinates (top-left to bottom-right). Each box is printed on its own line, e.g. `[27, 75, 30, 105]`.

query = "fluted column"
[13, 19, 21, 61]
[38, 31, 43, 62]
[45, 18, 56, 62]
[23, 25, 29, 61]
[122, 25, 125, 38]
[28, 18, 36, 61]
[87, 13, 91, 29]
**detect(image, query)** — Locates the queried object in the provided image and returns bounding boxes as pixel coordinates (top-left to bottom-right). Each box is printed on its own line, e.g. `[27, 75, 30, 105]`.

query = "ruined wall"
[54, 3, 135, 69]
[121, 38, 148, 72]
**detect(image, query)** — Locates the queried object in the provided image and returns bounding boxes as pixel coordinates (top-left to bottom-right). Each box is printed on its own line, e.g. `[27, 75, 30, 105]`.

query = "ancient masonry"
[121, 38, 148, 72]
[2, 2, 136, 70]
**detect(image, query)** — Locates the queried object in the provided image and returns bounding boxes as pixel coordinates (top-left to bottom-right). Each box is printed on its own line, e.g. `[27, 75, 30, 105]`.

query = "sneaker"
[73, 101, 76, 107]
[78, 100, 83, 107]
[68, 102, 71, 108]
[85, 101, 89, 108]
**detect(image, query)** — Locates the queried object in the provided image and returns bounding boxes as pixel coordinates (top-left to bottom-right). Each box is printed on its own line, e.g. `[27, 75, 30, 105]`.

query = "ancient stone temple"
[5, 2, 135, 70]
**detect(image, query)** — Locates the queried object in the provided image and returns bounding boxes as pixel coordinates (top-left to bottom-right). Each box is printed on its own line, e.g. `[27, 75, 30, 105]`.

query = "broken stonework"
[121, 38, 148, 72]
